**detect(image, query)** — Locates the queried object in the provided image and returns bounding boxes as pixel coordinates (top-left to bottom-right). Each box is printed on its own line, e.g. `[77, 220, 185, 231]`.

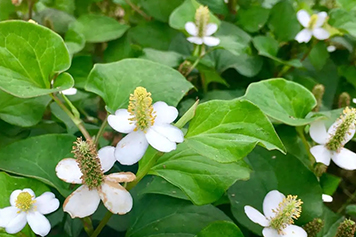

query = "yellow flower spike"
[15, 192, 36, 212]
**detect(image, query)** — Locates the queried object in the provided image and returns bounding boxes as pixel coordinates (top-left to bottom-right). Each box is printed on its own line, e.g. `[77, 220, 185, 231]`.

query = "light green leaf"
[70, 14, 130, 43]
[0, 134, 75, 196]
[0, 91, 51, 127]
[139, 48, 184, 67]
[237, 6, 270, 33]
[243, 78, 318, 126]
[196, 221, 244, 237]
[85, 58, 193, 113]
[0, 21, 73, 98]
[65, 28, 85, 55]
[329, 9, 356, 37]
[337, 0, 356, 10]
[35, 8, 76, 34]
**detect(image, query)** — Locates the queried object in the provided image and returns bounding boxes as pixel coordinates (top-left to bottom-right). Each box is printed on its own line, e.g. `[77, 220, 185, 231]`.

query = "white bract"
[309, 109, 356, 170]
[322, 194, 333, 202]
[327, 45, 336, 52]
[61, 87, 78, 95]
[108, 87, 184, 165]
[0, 189, 59, 236]
[295, 10, 330, 43]
[56, 146, 135, 218]
[244, 190, 307, 237]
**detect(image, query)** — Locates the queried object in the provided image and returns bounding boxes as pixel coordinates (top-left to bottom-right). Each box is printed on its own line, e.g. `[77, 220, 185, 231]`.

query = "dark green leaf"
[237, 6, 270, 33]
[196, 221, 244, 237]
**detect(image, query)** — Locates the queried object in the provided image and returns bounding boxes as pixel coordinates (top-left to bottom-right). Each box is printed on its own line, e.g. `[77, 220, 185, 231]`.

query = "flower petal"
[61, 88, 77, 95]
[10, 190, 22, 206]
[205, 23, 218, 36]
[244, 206, 269, 227]
[0, 206, 19, 227]
[98, 146, 116, 173]
[283, 225, 308, 237]
[322, 194, 333, 202]
[35, 192, 60, 215]
[263, 190, 285, 219]
[315, 12, 328, 28]
[309, 120, 328, 144]
[153, 101, 179, 124]
[5, 212, 27, 234]
[105, 172, 136, 183]
[115, 131, 149, 165]
[187, 36, 203, 45]
[295, 29, 312, 43]
[331, 148, 356, 170]
[98, 181, 133, 215]
[263, 227, 282, 237]
[63, 185, 100, 218]
[145, 127, 177, 152]
[108, 109, 135, 134]
[313, 28, 330, 40]
[203, 36, 220, 46]
[297, 10, 310, 27]
[327, 45, 336, 52]
[151, 124, 184, 143]
[55, 158, 83, 184]
[27, 212, 51, 237]
[185, 22, 198, 36]
[310, 145, 331, 165]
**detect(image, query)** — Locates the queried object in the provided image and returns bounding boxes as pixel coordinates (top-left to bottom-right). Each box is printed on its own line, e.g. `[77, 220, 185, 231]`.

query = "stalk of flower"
[55, 138, 135, 218]
[107, 86, 184, 165]
[295, 10, 330, 43]
[309, 107, 356, 170]
[184, 6, 220, 47]
[244, 190, 307, 237]
[0, 189, 59, 236]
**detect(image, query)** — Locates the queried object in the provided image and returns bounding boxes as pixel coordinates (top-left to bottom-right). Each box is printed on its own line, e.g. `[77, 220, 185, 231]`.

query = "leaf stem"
[90, 211, 112, 237]
[82, 217, 94, 236]
[296, 126, 315, 168]
[123, 0, 151, 20]
[94, 117, 108, 146]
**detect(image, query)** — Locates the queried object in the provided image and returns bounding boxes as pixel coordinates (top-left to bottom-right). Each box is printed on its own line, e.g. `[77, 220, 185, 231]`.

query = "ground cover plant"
[0, 0, 356, 236]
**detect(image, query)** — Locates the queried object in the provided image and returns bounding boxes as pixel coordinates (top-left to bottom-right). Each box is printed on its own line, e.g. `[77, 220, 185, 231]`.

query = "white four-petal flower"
[295, 10, 330, 43]
[185, 22, 220, 46]
[0, 189, 59, 236]
[108, 101, 184, 165]
[309, 120, 356, 170]
[56, 146, 135, 218]
[244, 190, 307, 237]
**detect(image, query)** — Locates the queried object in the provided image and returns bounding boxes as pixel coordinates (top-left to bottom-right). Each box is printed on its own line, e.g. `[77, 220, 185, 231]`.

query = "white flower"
[108, 87, 184, 165]
[353, 98, 356, 104]
[0, 189, 59, 236]
[327, 45, 336, 52]
[295, 10, 330, 43]
[56, 146, 135, 218]
[244, 190, 307, 237]
[322, 194, 333, 202]
[61, 87, 77, 95]
[309, 116, 356, 170]
[224, 0, 228, 3]
[185, 22, 220, 46]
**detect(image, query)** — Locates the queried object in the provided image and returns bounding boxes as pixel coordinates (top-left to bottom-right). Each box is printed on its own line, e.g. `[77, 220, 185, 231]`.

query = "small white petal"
[63, 185, 101, 218]
[115, 131, 149, 165]
[331, 148, 356, 170]
[310, 145, 331, 165]
[327, 45, 336, 52]
[263, 190, 285, 219]
[313, 28, 330, 40]
[263, 227, 281, 237]
[187, 36, 204, 45]
[315, 12, 328, 28]
[244, 206, 269, 227]
[145, 127, 177, 152]
[153, 101, 179, 124]
[10, 190, 22, 207]
[0, 206, 19, 227]
[309, 120, 328, 144]
[297, 10, 311, 28]
[203, 36, 221, 46]
[61, 88, 77, 95]
[98, 181, 133, 215]
[108, 109, 135, 134]
[98, 146, 116, 173]
[35, 192, 60, 215]
[105, 172, 136, 183]
[27, 212, 51, 237]
[5, 212, 27, 234]
[185, 22, 198, 36]
[295, 29, 312, 43]
[151, 124, 184, 143]
[353, 98, 356, 104]
[55, 158, 83, 184]
[283, 225, 308, 237]
[205, 23, 218, 36]
[322, 194, 333, 202]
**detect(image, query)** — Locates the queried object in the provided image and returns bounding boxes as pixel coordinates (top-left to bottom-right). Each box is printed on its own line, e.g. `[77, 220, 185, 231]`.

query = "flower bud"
[338, 92, 351, 108]
[303, 218, 324, 237]
[336, 219, 356, 237]
[312, 84, 325, 112]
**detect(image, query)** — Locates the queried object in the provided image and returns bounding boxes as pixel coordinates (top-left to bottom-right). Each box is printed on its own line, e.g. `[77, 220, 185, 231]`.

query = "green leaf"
[329, 9, 356, 38]
[339, 65, 356, 90]
[320, 173, 341, 196]
[67, 55, 93, 88]
[198, 0, 228, 15]
[150, 142, 251, 205]
[0, 21, 72, 98]
[237, 6, 270, 33]
[184, 99, 286, 162]
[0, 0, 15, 21]
[138, 0, 184, 22]
[346, 205, 356, 216]
[36, 8, 76, 34]
[309, 42, 329, 71]
[337, 0, 356, 10]
[104, 34, 139, 62]
[243, 78, 318, 126]
[0, 134, 75, 196]
[139, 48, 184, 67]
[267, 1, 300, 42]
[169, 0, 220, 30]
[229, 147, 324, 234]
[65, 28, 85, 55]
[196, 221, 244, 237]
[85, 58, 193, 113]
[126, 194, 231, 237]
[40, 0, 75, 14]
[0, 91, 51, 127]
[70, 14, 130, 43]
[197, 64, 228, 92]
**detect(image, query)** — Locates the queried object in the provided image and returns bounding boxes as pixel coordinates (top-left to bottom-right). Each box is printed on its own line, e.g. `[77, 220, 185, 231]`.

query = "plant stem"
[82, 217, 94, 236]
[123, 0, 151, 20]
[90, 211, 112, 237]
[94, 117, 108, 146]
[28, 0, 34, 19]
[50, 94, 91, 140]
[337, 189, 356, 214]
[184, 48, 214, 77]
[296, 126, 315, 168]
